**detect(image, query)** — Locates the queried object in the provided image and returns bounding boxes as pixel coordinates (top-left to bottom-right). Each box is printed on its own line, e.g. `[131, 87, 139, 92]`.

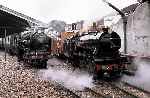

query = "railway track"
[39, 57, 150, 98]
[72, 87, 106, 98]
[92, 80, 138, 98]
[41, 74, 137, 98]
[123, 81, 150, 94]
[53, 81, 81, 98]
[53, 80, 106, 98]
[113, 81, 150, 98]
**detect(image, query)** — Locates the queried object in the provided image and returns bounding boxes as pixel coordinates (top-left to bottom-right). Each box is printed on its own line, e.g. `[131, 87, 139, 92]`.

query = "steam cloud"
[122, 58, 150, 91]
[38, 58, 94, 90]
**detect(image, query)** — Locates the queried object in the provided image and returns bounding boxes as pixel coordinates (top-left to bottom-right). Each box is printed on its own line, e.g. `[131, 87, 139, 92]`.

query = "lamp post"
[102, 0, 127, 54]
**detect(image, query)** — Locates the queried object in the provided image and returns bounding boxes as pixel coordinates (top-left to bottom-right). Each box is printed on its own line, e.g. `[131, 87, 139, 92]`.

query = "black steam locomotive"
[63, 28, 129, 78]
[17, 32, 51, 68]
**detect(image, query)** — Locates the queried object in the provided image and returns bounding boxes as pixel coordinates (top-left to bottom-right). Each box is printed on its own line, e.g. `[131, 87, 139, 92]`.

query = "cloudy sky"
[0, 0, 137, 23]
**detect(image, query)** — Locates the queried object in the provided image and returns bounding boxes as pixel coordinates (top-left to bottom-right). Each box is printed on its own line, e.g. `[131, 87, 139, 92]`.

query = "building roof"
[0, 7, 30, 37]
[0, 5, 47, 37]
[0, 5, 46, 27]
[121, 3, 139, 15]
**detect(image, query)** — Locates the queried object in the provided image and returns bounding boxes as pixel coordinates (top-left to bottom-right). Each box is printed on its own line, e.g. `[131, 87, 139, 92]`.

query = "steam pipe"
[102, 0, 127, 54]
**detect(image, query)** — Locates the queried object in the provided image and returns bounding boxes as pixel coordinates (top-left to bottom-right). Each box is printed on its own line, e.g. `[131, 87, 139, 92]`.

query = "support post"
[102, 0, 127, 54]
[4, 29, 7, 61]
[123, 16, 127, 54]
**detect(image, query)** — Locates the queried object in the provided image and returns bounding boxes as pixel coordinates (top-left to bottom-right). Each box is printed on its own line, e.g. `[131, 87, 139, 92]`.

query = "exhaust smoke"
[122, 58, 150, 91]
[38, 66, 94, 91]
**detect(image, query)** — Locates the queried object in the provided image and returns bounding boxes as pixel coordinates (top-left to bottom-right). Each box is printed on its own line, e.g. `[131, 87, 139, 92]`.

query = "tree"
[48, 20, 66, 33]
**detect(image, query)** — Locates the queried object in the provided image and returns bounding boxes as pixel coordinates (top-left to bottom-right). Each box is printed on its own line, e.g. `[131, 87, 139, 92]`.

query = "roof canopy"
[0, 9, 30, 37]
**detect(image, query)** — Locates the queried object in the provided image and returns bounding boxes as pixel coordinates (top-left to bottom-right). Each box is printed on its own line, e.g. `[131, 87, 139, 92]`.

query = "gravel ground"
[2, 54, 146, 98]
[0, 53, 75, 98]
[114, 81, 150, 98]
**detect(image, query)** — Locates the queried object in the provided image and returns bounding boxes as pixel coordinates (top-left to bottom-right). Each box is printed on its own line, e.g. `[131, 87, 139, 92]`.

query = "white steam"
[122, 58, 150, 91]
[38, 67, 94, 90]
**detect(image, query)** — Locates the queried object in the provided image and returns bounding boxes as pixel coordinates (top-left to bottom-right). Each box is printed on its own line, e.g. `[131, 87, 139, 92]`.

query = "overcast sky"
[0, 0, 137, 23]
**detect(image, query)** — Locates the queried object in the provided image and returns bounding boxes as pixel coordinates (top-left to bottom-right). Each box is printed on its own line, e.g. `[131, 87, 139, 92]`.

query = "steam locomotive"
[16, 32, 51, 68]
[0, 31, 51, 68]
[62, 28, 129, 78]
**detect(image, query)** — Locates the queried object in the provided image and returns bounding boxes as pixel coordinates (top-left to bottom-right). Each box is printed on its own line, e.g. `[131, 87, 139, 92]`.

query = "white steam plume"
[122, 58, 150, 91]
[38, 67, 94, 91]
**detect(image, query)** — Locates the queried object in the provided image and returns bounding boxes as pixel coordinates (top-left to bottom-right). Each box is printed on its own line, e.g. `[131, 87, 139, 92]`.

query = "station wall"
[111, 1, 150, 57]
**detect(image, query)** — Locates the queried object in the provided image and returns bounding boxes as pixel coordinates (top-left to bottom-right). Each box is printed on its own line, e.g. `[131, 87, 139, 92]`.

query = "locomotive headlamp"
[102, 26, 109, 33]
[102, 26, 109, 30]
